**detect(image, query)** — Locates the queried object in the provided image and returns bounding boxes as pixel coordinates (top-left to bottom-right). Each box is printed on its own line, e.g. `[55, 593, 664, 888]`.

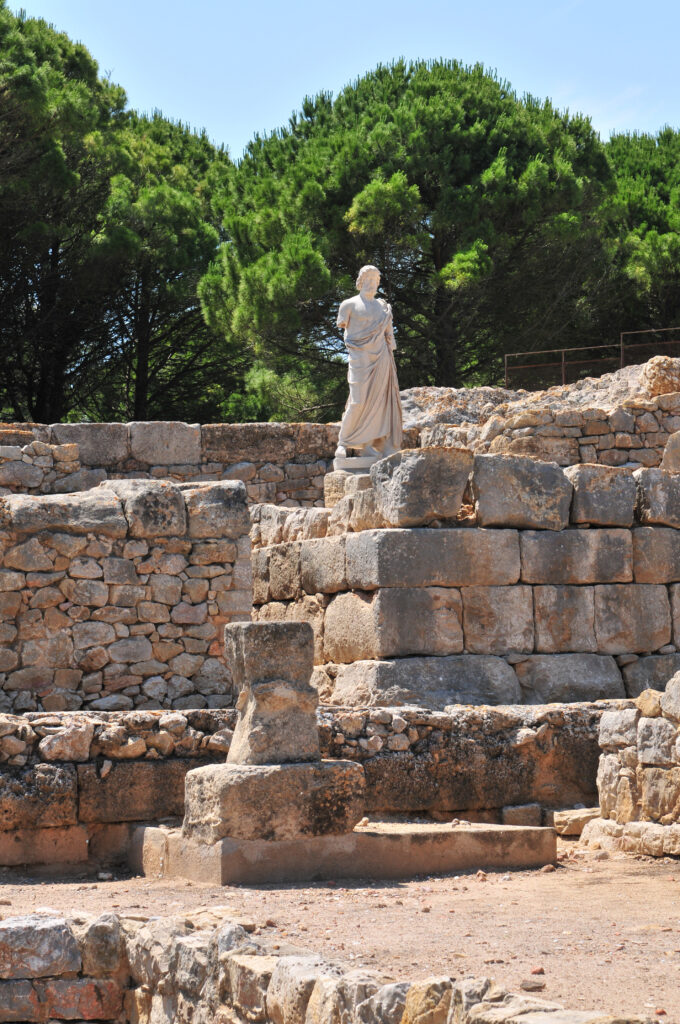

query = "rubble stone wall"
[0, 703, 608, 866]
[253, 457, 680, 708]
[0, 910, 619, 1024]
[0, 480, 252, 715]
[436, 391, 680, 468]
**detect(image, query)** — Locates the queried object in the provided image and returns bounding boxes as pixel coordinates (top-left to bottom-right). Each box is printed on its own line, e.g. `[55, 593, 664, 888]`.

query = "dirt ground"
[1, 839, 678, 1021]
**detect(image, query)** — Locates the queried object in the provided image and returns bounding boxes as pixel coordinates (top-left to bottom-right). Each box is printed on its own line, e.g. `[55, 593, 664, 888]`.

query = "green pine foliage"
[1, 7, 679, 424]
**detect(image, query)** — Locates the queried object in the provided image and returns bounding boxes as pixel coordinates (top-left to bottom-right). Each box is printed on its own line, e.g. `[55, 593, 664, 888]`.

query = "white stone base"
[580, 816, 680, 856]
[333, 456, 379, 472]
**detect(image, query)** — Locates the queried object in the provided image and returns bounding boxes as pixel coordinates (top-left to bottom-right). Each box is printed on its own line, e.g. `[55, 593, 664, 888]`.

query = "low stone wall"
[0, 910, 632, 1024]
[0, 480, 251, 713]
[437, 392, 680, 468]
[253, 454, 680, 707]
[0, 421, 341, 506]
[0, 702, 611, 866]
[581, 675, 680, 857]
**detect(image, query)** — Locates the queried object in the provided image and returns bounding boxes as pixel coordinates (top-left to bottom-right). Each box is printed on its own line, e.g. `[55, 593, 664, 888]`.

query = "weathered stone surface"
[183, 482, 250, 538]
[329, 656, 521, 709]
[472, 454, 572, 530]
[37, 719, 94, 761]
[225, 621, 314, 693]
[0, 915, 80, 978]
[229, 953, 280, 1021]
[356, 982, 410, 1024]
[401, 977, 452, 1024]
[228, 680, 320, 766]
[4, 490, 126, 536]
[534, 586, 597, 652]
[622, 655, 680, 698]
[50, 422, 128, 466]
[642, 354, 680, 396]
[632, 526, 680, 583]
[635, 467, 680, 528]
[3, 538, 52, 572]
[202, 423, 311, 464]
[661, 429, 680, 472]
[638, 716, 678, 766]
[306, 971, 380, 1024]
[78, 761, 191, 822]
[462, 586, 533, 654]
[515, 655, 624, 704]
[129, 420, 200, 465]
[565, 464, 636, 526]
[599, 708, 640, 750]
[323, 470, 351, 509]
[324, 588, 463, 662]
[345, 528, 520, 590]
[594, 584, 671, 653]
[299, 537, 347, 595]
[182, 760, 365, 842]
[0, 764, 77, 830]
[520, 530, 632, 584]
[104, 479, 186, 537]
[370, 447, 473, 527]
[70, 912, 122, 975]
[0, 460, 43, 488]
[43, 977, 124, 1019]
[640, 766, 680, 821]
[268, 956, 338, 1024]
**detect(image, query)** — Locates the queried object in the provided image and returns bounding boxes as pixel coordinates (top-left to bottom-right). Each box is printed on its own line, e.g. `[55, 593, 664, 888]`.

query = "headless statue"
[335, 265, 403, 460]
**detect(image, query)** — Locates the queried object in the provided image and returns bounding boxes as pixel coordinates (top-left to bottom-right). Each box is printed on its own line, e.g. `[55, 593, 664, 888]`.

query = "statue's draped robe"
[337, 297, 403, 451]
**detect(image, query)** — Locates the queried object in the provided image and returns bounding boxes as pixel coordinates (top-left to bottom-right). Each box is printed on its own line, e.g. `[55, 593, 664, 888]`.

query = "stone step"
[130, 820, 557, 885]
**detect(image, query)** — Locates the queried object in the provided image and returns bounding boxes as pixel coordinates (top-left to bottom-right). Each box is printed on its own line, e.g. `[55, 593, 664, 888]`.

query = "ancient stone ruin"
[4, 356, 680, 1021]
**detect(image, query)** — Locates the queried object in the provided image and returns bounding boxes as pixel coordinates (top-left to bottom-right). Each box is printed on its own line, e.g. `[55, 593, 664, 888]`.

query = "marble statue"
[335, 265, 403, 464]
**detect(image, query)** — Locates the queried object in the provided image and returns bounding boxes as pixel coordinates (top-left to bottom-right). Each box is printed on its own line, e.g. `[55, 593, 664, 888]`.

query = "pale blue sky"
[15, 0, 680, 158]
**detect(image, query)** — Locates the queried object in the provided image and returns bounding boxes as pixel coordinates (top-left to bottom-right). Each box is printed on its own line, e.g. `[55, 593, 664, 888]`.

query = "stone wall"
[252, 453, 680, 708]
[0, 480, 251, 714]
[434, 392, 680, 468]
[581, 675, 680, 857]
[0, 421, 343, 506]
[0, 702, 608, 866]
[0, 910, 628, 1024]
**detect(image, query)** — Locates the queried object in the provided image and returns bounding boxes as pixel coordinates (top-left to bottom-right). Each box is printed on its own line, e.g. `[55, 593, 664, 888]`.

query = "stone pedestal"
[180, 620, 367, 860]
[333, 455, 379, 473]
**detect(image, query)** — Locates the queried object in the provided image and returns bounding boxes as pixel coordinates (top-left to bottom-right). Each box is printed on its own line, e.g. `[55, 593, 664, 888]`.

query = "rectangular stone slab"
[345, 528, 520, 590]
[182, 761, 365, 843]
[519, 529, 632, 584]
[131, 821, 557, 885]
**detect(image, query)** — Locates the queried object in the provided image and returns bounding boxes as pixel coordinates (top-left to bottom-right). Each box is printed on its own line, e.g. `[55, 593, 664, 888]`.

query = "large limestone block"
[461, 586, 533, 654]
[621, 655, 680, 697]
[268, 956, 338, 1024]
[515, 654, 624, 704]
[129, 420, 200, 465]
[345, 528, 520, 590]
[565, 464, 636, 526]
[660, 672, 680, 722]
[50, 423, 128, 466]
[202, 423, 299, 464]
[0, 764, 77, 831]
[324, 588, 463, 662]
[77, 761, 190, 822]
[534, 586, 597, 653]
[225, 621, 314, 692]
[328, 655, 521, 709]
[323, 471, 351, 509]
[472, 454, 572, 530]
[488, 433, 579, 466]
[300, 537, 347, 595]
[633, 526, 680, 583]
[182, 481, 250, 539]
[370, 447, 473, 527]
[269, 543, 301, 601]
[3, 490, 126, 537]
[0, 915, 81, 979]
[255, 596, 326, 665]
[635, 467, 680, 528]
[520, 529, 632, 584]
[0, 460, 42, 487]
[104, 479, 186, 537]
[594, 584, 671, 654]
[182, 761, 366, 842]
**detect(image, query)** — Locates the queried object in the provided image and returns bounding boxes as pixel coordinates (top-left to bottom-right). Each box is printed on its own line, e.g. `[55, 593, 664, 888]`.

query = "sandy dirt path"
[1, 841, 678, 1020]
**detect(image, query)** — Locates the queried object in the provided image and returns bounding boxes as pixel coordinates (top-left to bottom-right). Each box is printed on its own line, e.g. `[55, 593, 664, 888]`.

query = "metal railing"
[504, 328, 680, 391]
